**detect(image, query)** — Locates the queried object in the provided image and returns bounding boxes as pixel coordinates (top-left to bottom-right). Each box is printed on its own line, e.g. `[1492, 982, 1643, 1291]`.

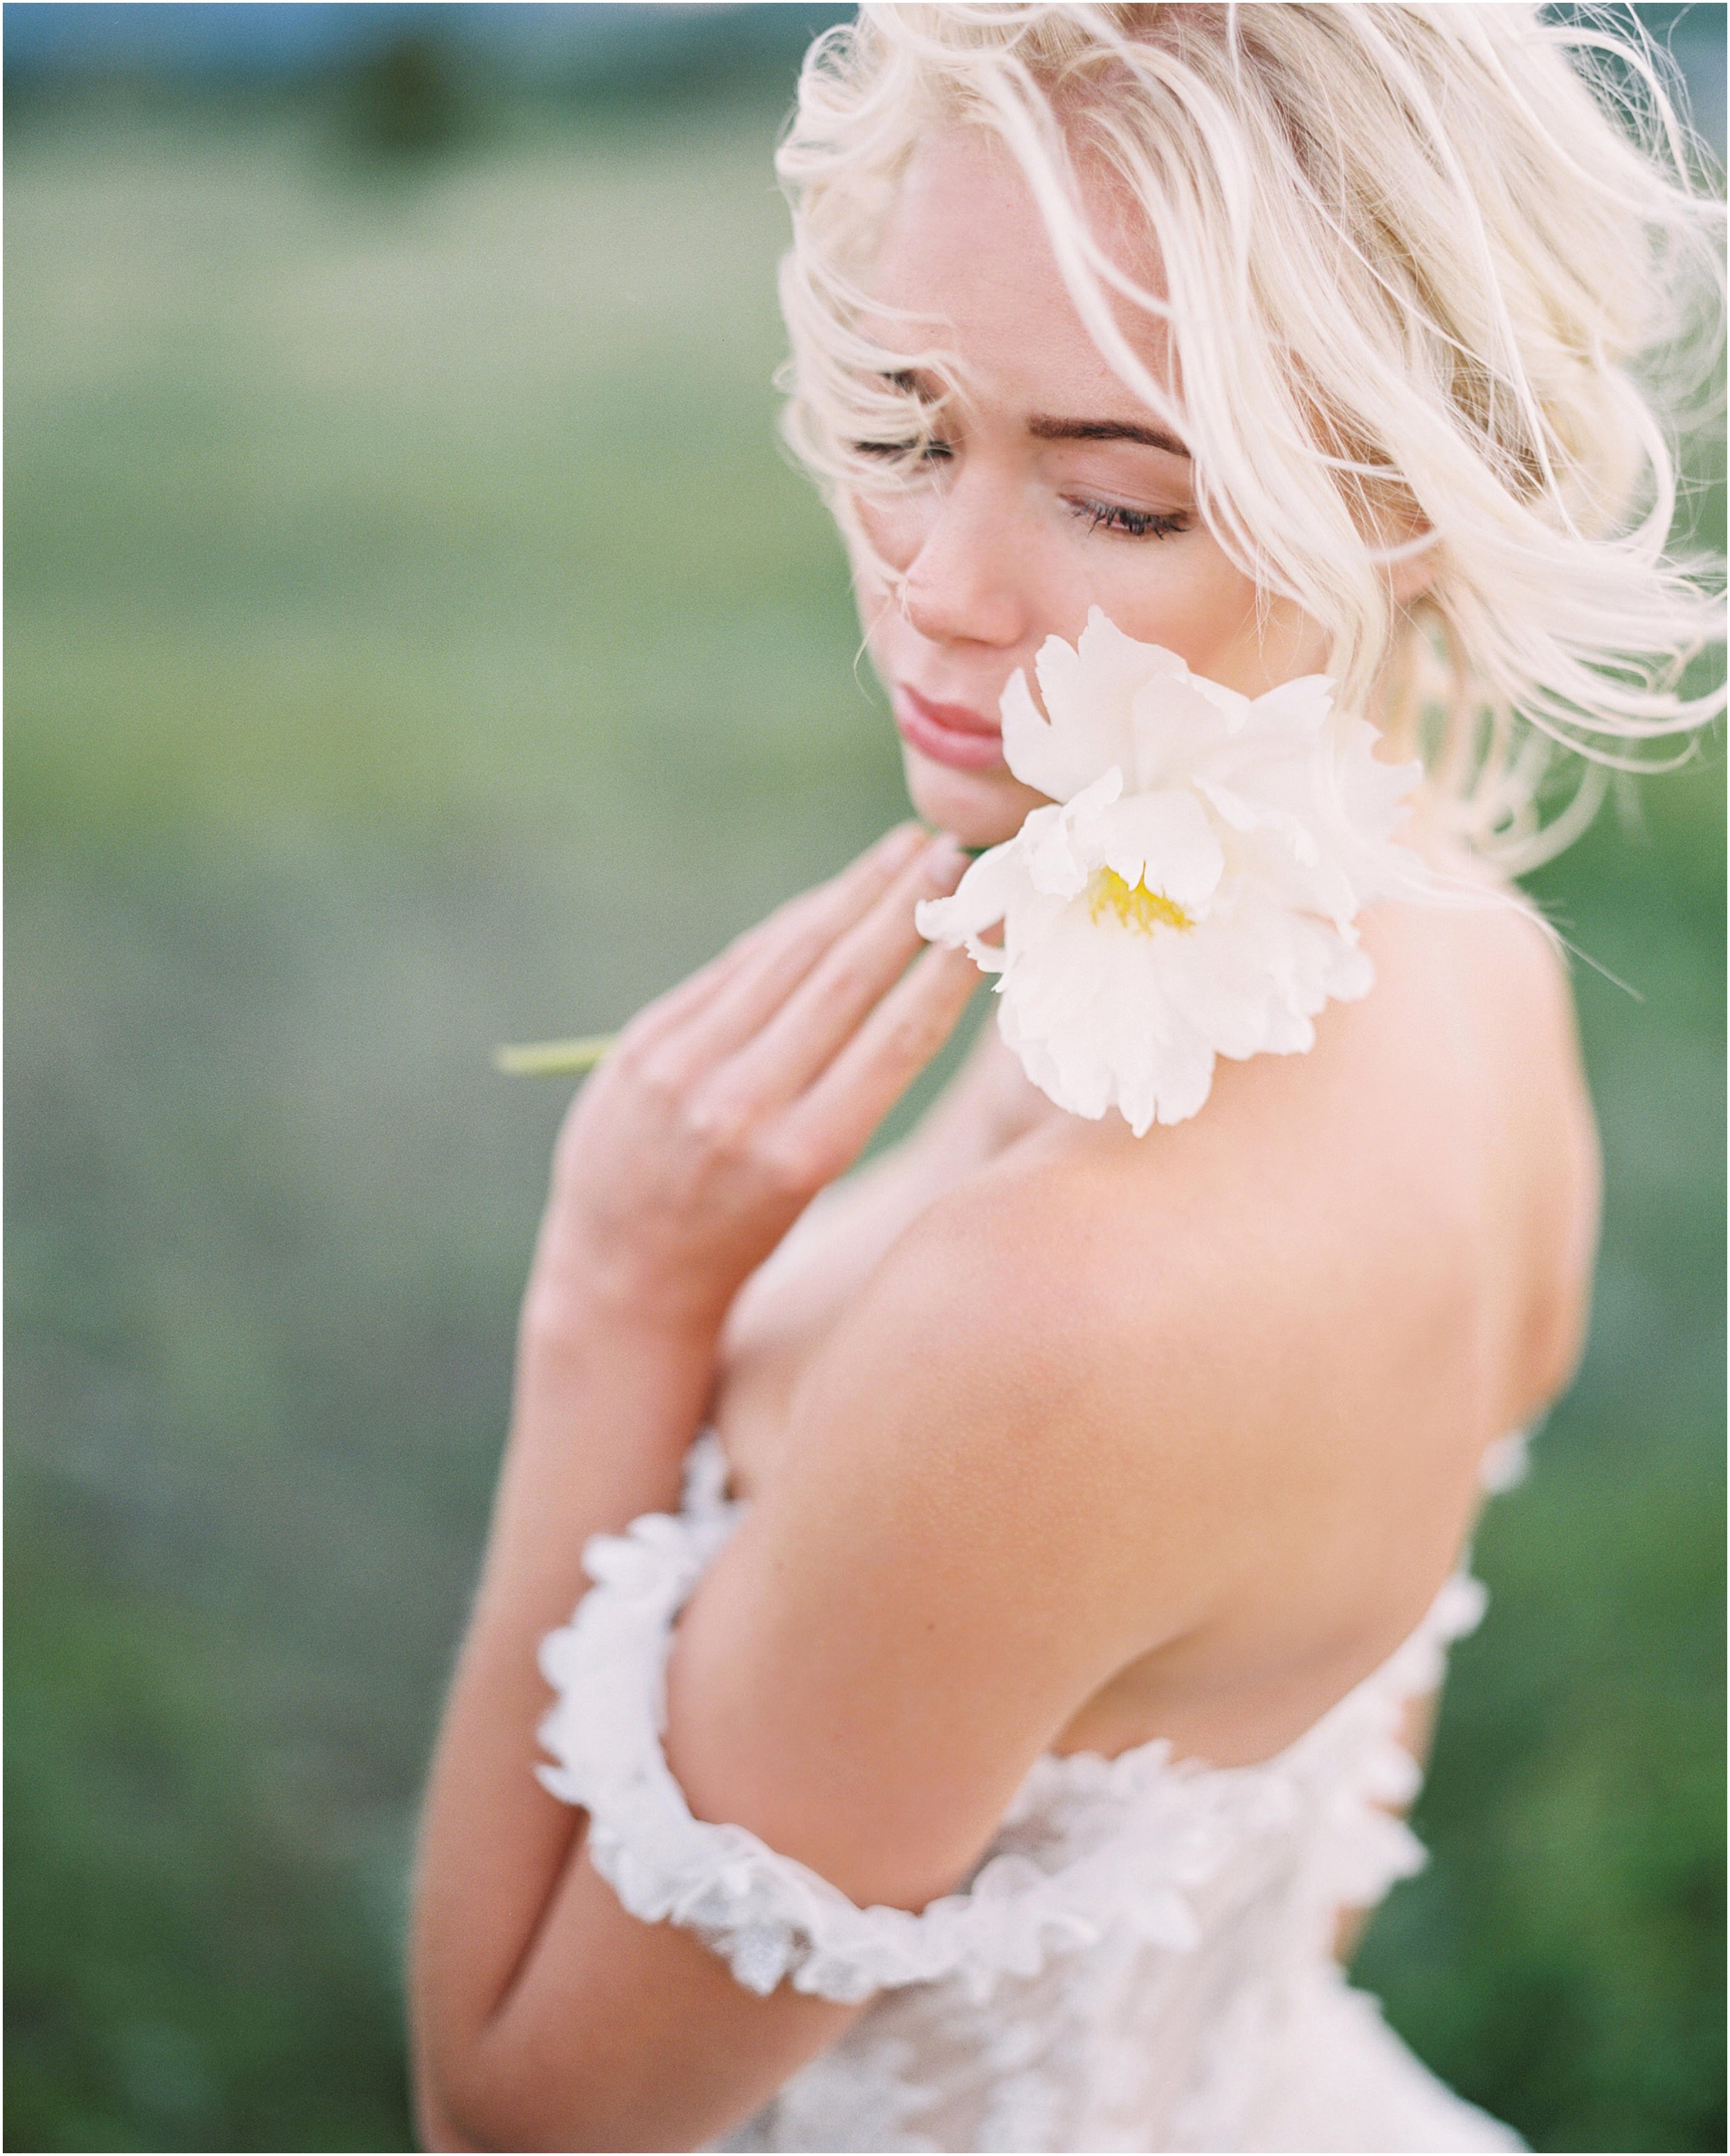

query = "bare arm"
[410, 824, 983, 2150]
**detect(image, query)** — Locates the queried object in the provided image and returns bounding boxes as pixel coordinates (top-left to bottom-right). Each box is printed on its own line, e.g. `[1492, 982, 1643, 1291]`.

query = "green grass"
[6, 98, 1724, 2154]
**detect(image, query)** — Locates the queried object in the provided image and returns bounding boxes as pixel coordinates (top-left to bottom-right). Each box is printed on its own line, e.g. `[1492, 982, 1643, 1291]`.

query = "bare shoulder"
[763, 1155, 1193, 1616]
[1356, 887, 1602, 1408]
[664, 893, 1604, 1885]
[770, 886, 1597, 1627]
[664, 1164, 1209, 1908]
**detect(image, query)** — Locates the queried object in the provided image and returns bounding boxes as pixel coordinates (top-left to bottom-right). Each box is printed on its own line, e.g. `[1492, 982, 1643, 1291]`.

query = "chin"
[902, 749, 1043, 850]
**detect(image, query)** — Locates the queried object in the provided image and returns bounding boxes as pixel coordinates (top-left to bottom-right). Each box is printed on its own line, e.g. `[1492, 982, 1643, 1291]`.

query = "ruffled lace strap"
[535, 1431, 1199, 2007]
[1351, 1567, 1488, 1789]
[1477, 1423, 1533, 1494]
[678, 1426, 735, 1519]
[1293, 1565, 1491, 1918]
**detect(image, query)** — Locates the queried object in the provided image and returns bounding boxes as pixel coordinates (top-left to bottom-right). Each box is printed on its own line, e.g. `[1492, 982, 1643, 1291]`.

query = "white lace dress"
[536, 1429, 1532, 2154]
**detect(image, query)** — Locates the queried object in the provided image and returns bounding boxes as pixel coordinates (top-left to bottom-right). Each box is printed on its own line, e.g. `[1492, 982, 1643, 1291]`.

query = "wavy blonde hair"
[775, 3, 1724, 869]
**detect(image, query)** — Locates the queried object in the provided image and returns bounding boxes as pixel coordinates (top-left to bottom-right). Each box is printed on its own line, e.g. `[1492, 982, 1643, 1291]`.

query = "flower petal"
[1068, 606, 1189, 710]
[1098, 789, 1225, 914]
[1000, 667, 1095, 802]
[1241, 671, 1336, 739]
[941, 610, 1430, 1135]
[915, 842, 1028, 971]
[1028, 767, 1124, 895]
[1128, 670, 1249, 791]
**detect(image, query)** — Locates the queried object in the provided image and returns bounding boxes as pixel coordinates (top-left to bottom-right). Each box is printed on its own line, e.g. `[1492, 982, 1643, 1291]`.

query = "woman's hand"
[522, 822, 977, 1348]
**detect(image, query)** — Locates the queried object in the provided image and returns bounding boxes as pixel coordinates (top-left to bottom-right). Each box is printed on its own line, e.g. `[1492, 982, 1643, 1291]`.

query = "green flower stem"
[494, 840, 987, 1077]
[492, 1034, 617, 1077]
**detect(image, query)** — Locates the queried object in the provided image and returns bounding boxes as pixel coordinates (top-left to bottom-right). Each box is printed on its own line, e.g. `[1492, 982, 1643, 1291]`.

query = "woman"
[410, 8, 1721, 2150]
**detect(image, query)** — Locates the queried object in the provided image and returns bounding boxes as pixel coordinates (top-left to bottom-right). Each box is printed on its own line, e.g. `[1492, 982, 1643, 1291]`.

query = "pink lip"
[893, 686, 1007, 772]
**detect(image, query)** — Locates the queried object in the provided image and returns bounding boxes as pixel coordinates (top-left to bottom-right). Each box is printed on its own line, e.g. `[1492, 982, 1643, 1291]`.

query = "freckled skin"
[851, 128, 1356, 851]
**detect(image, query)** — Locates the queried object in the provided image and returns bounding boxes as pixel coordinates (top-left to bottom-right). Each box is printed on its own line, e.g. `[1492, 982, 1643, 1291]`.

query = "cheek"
[848, 558, 900, 675]
[844, 502, 929, 673]
[848, 491, 938, 581]
[841, 501, 909, 657]
[1086, 533, 1326, 695]
[1098, 536, 1259, 657]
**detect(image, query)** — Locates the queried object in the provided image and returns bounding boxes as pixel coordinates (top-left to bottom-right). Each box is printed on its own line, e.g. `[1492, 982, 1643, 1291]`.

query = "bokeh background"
[5, 6, 1723, 2150]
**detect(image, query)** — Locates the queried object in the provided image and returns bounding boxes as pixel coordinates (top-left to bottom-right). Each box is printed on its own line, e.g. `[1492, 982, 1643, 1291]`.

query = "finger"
[619, 913, 790, 1058]
[709, 832, 967, 1111]
[770, 941, 982, 1181]
[650, 821, 931, 1075]
[621, 823, 925, 1060]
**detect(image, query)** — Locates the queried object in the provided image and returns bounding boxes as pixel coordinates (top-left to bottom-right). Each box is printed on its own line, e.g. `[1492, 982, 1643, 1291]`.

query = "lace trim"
[536, 1432, 1489, 2006]
[1288, 1569, 1487, 1924]
[536, 1436, 1244, 2005]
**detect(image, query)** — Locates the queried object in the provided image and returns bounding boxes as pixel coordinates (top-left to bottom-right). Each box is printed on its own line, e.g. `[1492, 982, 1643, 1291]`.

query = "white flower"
[914, 607, 1423, 1135]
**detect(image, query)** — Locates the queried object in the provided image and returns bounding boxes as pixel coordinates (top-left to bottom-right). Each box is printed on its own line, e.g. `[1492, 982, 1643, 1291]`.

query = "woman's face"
[849, 128, 1331, 849]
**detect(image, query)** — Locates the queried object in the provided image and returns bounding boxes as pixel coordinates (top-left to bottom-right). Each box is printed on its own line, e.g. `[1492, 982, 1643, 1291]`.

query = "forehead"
[862, 125, 1172, 411]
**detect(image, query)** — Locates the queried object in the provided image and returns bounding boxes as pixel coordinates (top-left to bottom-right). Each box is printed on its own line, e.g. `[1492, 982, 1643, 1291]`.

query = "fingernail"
[923, 834, 967, 886]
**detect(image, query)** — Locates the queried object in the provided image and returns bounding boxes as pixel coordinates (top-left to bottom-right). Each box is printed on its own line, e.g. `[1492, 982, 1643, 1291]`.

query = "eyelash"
[850, 439, 955, 465]
[849, 441, 1190, 542]
[1066, 498, 1191, 541]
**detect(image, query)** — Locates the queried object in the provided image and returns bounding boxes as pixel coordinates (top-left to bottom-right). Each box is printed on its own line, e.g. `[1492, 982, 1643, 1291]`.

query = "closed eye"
[1067, 497, 1191, 539]
[851, 438, 956, 463]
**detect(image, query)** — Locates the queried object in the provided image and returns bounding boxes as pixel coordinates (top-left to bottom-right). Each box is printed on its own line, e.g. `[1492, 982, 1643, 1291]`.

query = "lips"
[893, 686, 1007, 772]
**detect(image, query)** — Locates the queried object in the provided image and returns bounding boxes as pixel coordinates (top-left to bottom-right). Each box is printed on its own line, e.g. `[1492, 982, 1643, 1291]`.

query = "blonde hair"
[774, 3, 1724, 869]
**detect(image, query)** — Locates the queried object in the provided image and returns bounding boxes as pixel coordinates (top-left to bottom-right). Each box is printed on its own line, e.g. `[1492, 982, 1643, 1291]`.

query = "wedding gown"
[536, 1425, 1533, 2154]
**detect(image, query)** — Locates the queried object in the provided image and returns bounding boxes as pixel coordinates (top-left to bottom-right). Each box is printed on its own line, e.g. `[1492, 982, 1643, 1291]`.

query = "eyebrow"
[1028, 414, 1191, 459]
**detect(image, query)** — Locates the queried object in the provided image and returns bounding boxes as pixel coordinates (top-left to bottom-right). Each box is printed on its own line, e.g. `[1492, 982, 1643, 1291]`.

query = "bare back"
[710, 890, 1599, 1770]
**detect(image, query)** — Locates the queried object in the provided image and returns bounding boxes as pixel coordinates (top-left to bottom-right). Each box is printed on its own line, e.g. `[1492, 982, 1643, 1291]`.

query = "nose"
[900, 468, 1030, 651]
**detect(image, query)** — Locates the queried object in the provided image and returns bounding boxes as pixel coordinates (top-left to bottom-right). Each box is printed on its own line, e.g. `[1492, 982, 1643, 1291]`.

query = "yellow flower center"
[1087, 866, 1195, 934]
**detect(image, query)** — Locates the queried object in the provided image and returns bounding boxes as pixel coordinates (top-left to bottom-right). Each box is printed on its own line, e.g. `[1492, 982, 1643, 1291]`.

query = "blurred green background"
[5, 7, 1724, 2151]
